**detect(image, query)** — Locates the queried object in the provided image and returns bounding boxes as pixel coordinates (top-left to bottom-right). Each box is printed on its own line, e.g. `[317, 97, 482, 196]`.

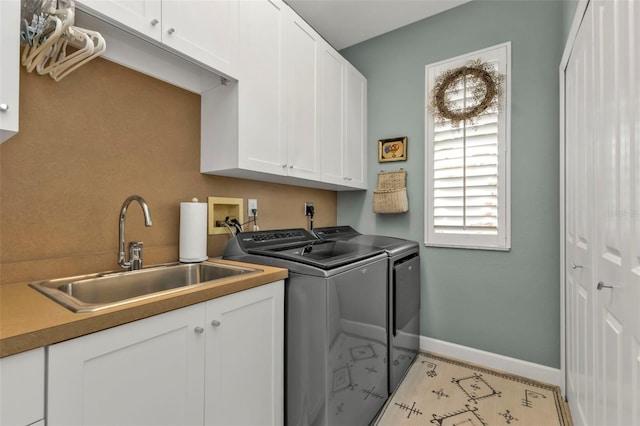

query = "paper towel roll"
[179, 199, 208, 262]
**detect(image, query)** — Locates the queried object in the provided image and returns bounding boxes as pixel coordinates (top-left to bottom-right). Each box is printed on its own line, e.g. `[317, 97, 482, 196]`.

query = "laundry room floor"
[375, 352, 573, 426]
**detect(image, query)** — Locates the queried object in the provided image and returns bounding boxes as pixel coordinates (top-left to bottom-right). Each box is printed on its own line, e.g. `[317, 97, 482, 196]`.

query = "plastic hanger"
[20, 0, 106, 81]
[50, 27, 105, 81]
[35, 7, 75, 75]
[45, 26, 94, 77]
[22, 14, 63, 72]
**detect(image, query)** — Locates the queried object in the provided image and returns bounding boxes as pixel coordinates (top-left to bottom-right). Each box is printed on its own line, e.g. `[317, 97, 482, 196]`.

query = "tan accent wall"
[0, 59, 337, 285]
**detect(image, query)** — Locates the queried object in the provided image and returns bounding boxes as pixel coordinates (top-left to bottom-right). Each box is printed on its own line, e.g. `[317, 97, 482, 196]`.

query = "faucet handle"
[129, 241, 144, 270]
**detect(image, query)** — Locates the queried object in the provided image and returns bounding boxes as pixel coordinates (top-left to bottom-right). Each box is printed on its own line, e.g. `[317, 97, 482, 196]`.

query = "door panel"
[78, 0, 162, 41]
[576, 283, 594, 423]
[633, 340, 640, 426]
[237, 0, 285, 174]
[47, 305, 205, 426]
[565, 5, 596, 423]
[565, 1, 639, 424]
[630, 4, 640, 425]
[285, 13, 320, 179]
[594, 0, 638, 425]
[205, 282, 284, 426]
[344, 64, 366, 187]
[601, 311, 623, 425]
[162, 0, 236, 73]
[319, 44, 346, 184]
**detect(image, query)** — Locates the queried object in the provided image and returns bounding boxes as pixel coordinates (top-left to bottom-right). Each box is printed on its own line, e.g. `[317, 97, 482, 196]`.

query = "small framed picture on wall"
[378, 137, 407, 162]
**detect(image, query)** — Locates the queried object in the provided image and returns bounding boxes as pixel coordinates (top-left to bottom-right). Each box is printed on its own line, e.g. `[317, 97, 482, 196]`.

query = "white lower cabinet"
[48, 304, 206, 426]
[204, 282, 284, 425]
[47, 281, 284, 426]
[0, 348, 45, 426]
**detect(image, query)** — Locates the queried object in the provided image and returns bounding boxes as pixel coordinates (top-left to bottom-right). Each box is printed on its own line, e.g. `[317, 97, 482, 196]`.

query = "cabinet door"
[344, 63, 367, 188]
[48, 305, 206, 426]
[205, 281, 284, 426]
[0, 0, 19, 144]
[0, 348, 45, 426]
[237, 0, 286, 176]
[283, 8, 320, 180]
[77, 0, 162, 41]
[319, 42, 346, 185]
[162, 0, 238, 74]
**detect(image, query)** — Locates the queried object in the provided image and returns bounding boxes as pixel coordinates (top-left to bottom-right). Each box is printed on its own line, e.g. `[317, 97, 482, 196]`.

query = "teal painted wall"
[563, 0, 580, 42]
[339, 0, 564, 368]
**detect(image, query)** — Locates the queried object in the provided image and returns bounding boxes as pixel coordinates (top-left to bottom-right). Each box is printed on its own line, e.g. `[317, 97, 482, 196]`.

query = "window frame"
[424, 42, 511, 251]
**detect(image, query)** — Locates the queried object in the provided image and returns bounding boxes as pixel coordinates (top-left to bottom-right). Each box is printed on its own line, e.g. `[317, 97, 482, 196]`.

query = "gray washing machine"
[223, 228, 389, 426]
[314, 226, 421, 394]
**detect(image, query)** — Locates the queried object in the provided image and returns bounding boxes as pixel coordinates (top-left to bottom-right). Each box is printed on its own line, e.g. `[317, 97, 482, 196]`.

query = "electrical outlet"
[248, 199, 258, 216]
[304, 202, 314, 216]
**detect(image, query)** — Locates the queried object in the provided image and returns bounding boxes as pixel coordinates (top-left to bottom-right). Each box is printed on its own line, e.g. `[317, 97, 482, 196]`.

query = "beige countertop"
[0, 259, 288, 358]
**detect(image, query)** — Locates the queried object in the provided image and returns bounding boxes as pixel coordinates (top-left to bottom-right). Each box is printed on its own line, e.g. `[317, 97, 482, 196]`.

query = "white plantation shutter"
[425, 43, 511, 250]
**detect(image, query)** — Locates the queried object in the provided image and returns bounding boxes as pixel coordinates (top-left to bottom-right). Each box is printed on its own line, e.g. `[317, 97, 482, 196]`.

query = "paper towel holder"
[207, 196, 244, 235]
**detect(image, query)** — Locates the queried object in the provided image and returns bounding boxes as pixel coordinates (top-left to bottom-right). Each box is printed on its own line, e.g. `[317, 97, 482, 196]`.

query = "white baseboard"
[420, 336, 562, 388]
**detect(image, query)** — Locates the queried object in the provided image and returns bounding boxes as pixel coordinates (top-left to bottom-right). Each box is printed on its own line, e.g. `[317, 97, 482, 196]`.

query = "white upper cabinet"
[319, 41, 346, 185]
[201, 0, 320, 182]
[319, 42, 367, 189]
[0, 0, 20, 144]
[201, 0, 366, 191]
[77, 0, 162, 40]
[161, 0, 238, 76]
[78, 0, 238, 75]
[344, 62, 367, 188]
[235, 0, 286, 176]
[283, 8, 321, 181]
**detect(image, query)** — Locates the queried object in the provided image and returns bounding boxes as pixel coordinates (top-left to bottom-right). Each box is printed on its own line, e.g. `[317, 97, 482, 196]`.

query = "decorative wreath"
[429, 59, 505, 127]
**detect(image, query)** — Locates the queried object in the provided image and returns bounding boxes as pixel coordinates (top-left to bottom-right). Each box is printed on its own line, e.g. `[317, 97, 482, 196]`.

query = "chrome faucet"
[118, 195, 153, 270]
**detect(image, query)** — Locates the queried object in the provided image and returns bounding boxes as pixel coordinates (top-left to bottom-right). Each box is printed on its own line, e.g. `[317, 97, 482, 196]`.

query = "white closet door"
[592, 1, 640, 425]
[632, 3, 640, 421]
[565, 4, 596, 424]
[565, 1, 639, 425]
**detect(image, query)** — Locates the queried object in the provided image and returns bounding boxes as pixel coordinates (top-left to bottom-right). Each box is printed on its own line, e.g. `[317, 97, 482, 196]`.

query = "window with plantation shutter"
[425, 43, 511, 250]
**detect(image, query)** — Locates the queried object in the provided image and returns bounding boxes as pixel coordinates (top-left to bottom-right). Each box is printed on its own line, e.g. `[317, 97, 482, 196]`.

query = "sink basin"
[29, 262, 262, 313]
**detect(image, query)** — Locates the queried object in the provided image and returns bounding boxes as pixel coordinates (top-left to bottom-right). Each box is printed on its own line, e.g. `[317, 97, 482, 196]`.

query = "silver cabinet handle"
[597, 281, 621, 290]
[289, 165, 295, 169]
[150, 18, 159, 26]
[211, 320, 221, 327]
[194, 326, 205, 334]
[0, 104, 8, 112]
[167, 28, 175, 35]
[571, 262, 583, 269]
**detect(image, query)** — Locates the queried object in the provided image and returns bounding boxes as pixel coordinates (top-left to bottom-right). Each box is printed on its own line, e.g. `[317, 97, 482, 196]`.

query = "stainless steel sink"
[29, 262, 262, 313]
